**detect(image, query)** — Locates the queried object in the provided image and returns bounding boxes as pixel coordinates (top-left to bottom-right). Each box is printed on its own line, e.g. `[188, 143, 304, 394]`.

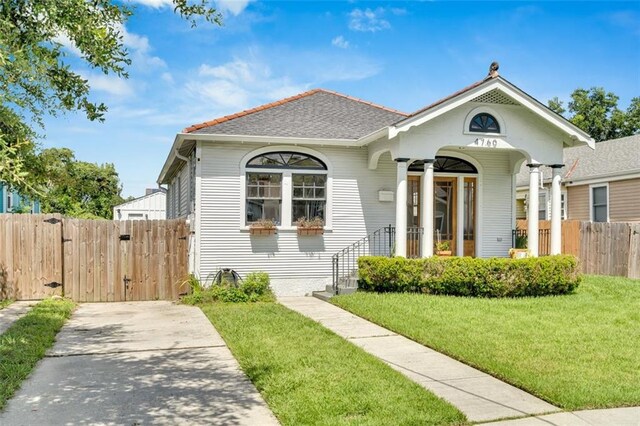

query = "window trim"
[589, 183, 609, 223]
[463, 106, 506, 137]
[240, 146, 333, 231]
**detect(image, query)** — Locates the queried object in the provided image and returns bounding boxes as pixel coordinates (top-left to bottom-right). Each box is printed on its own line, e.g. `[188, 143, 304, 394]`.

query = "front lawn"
[332, 275, 640, 410]
[0, 298, 75, 409]
[200, 302, 466, 425]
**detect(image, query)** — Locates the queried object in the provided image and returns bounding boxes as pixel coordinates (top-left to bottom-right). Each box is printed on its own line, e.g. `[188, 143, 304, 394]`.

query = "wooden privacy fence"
[515, 219, 581, 256]
[516, 219, 640, 279]
[580, 222, 640, 279]
[0, 214, 189, 301]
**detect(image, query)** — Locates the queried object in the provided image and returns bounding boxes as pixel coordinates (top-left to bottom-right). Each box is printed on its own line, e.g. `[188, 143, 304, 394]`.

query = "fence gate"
[1, 214, 189, 302]
[62, 219, 189, 302]
[0, 214, 64, 300]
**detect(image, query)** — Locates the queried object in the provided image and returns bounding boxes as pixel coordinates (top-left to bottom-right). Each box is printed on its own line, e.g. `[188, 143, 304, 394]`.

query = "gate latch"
[123, 275, 132, 288]
[44, 281, 63, 288]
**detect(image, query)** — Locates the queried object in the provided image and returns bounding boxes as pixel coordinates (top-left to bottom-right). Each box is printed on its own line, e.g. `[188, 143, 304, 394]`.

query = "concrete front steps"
[311, 284, 356, 301]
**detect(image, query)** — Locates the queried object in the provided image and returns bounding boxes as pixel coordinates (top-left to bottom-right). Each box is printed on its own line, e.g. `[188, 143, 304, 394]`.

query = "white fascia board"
[157, 134, 183, 184]
[391, 80, 500, 137]
[183, 132, 358, 146]
[355, 127, 391, 146]
[564, 171, 640, 186]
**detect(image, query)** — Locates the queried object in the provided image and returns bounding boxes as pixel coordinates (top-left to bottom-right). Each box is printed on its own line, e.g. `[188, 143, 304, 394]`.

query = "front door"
[434, 177, 457, 255]
[405, 175, 476, 257]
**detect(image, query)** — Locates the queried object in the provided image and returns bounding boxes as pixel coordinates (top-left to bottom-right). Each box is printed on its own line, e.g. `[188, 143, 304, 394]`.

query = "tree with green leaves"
[0, 0, 221, 193]
[33, 147, 125, 219]
[548, 88, 640, 142]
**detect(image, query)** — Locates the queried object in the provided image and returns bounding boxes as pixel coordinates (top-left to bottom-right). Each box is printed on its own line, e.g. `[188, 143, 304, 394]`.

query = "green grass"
[332, 275, 640, 410]
[0, 300, 12, 310]
[200, 302, 466, 425]
[0, 298, 75, 409]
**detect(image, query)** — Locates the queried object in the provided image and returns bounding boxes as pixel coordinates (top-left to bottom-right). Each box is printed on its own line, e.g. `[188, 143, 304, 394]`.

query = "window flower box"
[296, 217, 324, 236]
[250, 219, 277, 236]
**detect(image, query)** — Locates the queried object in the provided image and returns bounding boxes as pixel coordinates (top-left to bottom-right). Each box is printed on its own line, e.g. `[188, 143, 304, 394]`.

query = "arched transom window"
[245, 151, 327, 225]
[469, 112, 500, 133]
[409, 156, 478, 173]
[247, 152, 327, 170]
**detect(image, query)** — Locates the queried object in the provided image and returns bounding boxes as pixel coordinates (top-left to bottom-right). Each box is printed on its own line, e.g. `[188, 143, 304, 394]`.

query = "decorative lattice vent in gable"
[470, 89, 519, 105]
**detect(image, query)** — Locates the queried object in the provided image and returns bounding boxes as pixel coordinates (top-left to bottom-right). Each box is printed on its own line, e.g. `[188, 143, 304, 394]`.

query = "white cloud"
[54, 23, 165, 73]
[53, 32, 82, 56]
[331, 35, 349, 49]
[126, 0, 172, 7]
[115, 23, 167, 71]
[349, 8, 390, 32]
[161, 72, 174, 84]
[187, 58, 306, 111]
[82, 73, 135, 97]
[216, 0, 253, 16]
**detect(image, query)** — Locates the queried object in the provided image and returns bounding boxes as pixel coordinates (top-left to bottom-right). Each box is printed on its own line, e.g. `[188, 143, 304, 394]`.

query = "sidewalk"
[0, 301, 34, 335]
[485, 407, 640, 425]
[279, 296, 559, 423]
[0, 301, 279, 425]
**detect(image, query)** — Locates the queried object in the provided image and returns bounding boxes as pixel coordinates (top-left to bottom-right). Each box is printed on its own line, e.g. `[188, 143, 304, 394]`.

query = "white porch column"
[527, 163, 541, 257]
[421, 159, 435, 257]
[550, 164, 563, 255]
[395, 159, 409, 257]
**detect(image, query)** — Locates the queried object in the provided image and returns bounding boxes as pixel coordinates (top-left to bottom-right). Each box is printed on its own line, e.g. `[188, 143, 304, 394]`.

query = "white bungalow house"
[158, 64, 594, 296]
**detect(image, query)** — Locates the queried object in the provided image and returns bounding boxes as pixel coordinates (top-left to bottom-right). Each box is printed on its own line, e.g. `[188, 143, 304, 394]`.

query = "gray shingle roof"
[186, 89, 407, 140]
[515, 134, 640, 187]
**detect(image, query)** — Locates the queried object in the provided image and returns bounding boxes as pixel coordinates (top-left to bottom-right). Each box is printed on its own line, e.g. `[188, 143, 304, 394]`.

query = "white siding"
[179, 164, 190, 217]
[465, 150, 513, 257]
[166, 163, 191, 219]
[198, 144, 396, 295]
[113, 192, 166, 220]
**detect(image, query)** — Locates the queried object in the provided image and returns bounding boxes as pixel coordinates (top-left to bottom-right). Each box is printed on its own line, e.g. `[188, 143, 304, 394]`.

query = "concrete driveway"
[0, 301, 279, 425]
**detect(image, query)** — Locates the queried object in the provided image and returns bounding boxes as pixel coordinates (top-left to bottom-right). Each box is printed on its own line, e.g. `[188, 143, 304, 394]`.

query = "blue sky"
[43, 1, 640, 197]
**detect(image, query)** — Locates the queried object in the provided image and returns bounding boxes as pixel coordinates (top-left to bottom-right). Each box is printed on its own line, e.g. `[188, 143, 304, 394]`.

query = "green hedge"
[358, 255, 581, 297]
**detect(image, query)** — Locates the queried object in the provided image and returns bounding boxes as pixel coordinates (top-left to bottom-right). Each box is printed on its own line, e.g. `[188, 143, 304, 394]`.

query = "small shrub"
[181, 271, 274, 304]
[358, 255, 581, 297]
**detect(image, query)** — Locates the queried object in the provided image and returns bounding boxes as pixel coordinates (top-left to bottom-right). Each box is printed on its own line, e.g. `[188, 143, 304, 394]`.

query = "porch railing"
[512, 228, 551, 255]
[332, 226, 423, 293]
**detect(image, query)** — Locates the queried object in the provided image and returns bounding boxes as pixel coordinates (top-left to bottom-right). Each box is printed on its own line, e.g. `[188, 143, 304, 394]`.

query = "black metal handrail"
[332, 225, 423, 292]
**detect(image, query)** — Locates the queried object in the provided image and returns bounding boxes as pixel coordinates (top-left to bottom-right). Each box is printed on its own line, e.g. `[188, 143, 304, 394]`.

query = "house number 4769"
[474, 138, 498, 147]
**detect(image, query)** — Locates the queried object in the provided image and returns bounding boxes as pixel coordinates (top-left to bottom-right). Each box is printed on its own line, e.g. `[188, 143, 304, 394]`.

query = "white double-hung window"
[244, 151, 328, 227]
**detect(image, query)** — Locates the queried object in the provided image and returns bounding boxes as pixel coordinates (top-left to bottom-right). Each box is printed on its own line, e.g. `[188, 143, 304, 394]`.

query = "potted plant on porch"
[296, 217, 324, 236]
[434, 231, 452, 256]
[249, 219, 277, 236]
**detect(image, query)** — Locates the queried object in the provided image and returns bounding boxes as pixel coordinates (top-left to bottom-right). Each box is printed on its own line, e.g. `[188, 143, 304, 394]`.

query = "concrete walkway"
[279, 296, 559, 423]
[0, 301, 35, 335]
[485, 407, 640, 425]
[0, 301, 279, 425]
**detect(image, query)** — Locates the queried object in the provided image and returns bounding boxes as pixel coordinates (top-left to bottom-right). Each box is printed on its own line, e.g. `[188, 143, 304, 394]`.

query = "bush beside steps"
[358, 255, 581, 297]
[181, 271, 275, 304]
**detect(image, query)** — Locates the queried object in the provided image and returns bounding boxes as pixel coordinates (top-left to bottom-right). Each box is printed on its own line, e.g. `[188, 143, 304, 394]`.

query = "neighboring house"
[516, 135, 640, 222]
[157, 65, 594, 296]
[113, 188, 166, 220]
[0, 183, 40, 214]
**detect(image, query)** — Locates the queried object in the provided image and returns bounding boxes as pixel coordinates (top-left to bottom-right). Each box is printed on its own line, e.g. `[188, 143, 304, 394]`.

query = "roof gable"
[185, 89, 407, 140]
[392, 76, 594, 148]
